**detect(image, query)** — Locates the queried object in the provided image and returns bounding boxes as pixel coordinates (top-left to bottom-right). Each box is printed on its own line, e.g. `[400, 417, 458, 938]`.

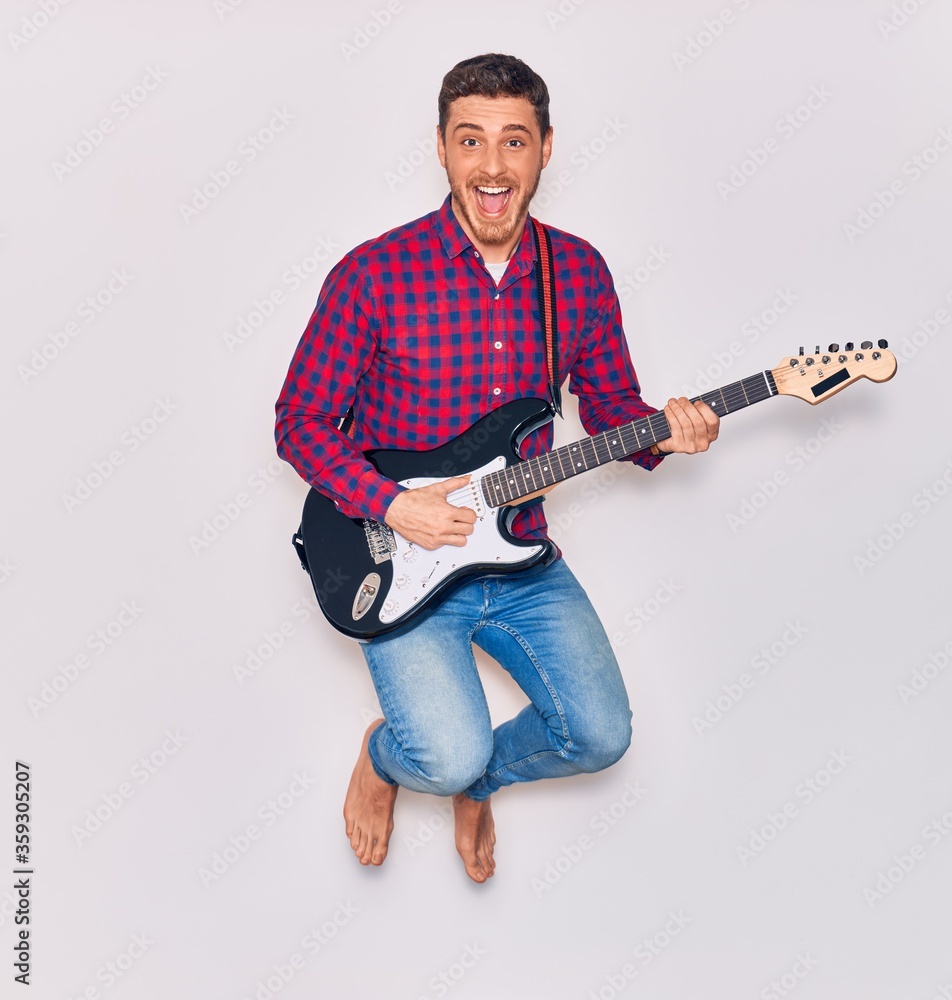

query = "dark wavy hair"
[438, 54, 550, 139]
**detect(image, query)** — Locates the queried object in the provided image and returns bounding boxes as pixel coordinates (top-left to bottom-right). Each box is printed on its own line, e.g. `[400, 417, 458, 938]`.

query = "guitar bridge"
[363, 519, 396, 564]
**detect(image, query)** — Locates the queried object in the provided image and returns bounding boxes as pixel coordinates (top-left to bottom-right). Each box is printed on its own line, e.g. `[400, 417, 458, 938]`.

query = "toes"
[465, 860, 486, 883]
[352, 823, 391, 866]
[370, 828, 388, 864]
[462, 851, 493, 883]
[355, 826, 373, 864]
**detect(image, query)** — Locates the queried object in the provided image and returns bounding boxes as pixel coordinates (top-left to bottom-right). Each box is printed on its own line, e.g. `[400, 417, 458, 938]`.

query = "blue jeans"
[361, 559, 632, 801]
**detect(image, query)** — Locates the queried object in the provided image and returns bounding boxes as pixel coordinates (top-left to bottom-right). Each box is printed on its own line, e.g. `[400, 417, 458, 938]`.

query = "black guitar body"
[296, 397, 558, 640]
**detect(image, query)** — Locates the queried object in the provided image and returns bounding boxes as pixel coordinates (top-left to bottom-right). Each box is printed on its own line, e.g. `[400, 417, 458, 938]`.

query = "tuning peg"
[798, 346, 804, 356]
[828, 343, 839, 352]
[814, 345, 820, 354]
[845, 342, 854, 351]
[878, 339, 888, 348]
[861, 340, 873, 349]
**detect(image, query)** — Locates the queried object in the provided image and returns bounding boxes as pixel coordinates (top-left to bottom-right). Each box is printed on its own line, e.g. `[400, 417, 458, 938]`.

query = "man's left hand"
[655, 398, 719, 455]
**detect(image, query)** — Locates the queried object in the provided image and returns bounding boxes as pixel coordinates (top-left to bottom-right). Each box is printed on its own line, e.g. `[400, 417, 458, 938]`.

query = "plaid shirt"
[275, 195, 662, 541]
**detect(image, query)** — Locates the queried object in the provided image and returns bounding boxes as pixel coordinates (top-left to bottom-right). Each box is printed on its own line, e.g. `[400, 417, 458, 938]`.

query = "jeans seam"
[486, 746, 570, 781]
[479, 620, 571, 744]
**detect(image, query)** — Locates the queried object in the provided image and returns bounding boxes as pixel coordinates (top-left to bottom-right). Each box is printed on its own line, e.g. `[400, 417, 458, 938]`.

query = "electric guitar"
[293, 344, 896, 640]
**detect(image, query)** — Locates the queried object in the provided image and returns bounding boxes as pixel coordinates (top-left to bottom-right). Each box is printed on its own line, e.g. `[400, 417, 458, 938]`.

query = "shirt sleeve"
[568, 249, 665, 471]
[274, 254, 404, 521]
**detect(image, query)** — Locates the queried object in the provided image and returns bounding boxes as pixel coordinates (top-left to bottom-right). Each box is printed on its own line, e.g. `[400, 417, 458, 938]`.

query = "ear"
[436, 125, 447, 168]
[541, 126, 553, 170]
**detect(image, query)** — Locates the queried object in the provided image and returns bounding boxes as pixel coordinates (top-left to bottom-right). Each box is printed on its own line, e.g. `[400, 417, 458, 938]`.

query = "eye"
[461, 137, 480, 147]
[505, 139, 524, 147]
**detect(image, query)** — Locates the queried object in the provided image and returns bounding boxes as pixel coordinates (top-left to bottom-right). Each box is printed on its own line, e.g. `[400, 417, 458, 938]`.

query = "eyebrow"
[452, 122, 532, 135]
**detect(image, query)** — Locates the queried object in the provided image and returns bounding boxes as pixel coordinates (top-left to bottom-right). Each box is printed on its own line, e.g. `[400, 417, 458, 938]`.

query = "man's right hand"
[384, 475, 476, 550]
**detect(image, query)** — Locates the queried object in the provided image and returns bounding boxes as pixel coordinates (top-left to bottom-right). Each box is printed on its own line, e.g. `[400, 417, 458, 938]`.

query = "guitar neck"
[481, 369, 778, 507]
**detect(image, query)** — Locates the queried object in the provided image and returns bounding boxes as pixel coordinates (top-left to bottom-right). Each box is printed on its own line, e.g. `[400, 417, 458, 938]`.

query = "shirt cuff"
[347, 468, 404, 523]
[631, 448, 666, 471]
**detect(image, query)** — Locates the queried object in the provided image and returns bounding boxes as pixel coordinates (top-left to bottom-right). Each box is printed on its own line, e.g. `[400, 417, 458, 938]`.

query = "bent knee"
[566, 713, 632, 773]
[407, 740, 492, 795]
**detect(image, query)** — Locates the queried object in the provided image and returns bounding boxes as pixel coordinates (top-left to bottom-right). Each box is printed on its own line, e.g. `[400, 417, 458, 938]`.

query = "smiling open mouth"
[474, 185, 512, 215]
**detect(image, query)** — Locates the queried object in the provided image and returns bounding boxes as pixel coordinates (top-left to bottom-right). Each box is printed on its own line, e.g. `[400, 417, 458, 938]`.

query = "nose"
[480, 142, 505, 180]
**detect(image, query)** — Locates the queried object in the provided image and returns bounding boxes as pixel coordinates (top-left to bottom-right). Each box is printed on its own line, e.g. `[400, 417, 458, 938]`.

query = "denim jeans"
[361, 558, 632, 801]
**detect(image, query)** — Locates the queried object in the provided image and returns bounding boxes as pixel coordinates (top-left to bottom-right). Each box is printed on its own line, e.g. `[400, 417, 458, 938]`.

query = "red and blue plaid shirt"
[275, 195, 662, 541]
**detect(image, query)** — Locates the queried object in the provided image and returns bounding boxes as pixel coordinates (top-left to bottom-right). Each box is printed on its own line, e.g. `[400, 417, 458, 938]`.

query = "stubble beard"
[447, 161, 544, 248]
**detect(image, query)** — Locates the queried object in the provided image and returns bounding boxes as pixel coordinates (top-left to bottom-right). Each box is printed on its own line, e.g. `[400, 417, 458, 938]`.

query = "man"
[275, 54, 718, 884]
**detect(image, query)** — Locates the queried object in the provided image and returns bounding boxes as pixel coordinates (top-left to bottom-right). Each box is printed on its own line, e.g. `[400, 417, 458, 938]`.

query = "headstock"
[771, 340, 897, 404]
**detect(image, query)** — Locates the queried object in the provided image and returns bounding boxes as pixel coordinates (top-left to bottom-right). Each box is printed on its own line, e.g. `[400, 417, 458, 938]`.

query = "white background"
[3, 1, 952, 998]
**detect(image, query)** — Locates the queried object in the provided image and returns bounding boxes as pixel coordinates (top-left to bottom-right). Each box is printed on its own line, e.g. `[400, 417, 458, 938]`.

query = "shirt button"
[492, 387, 501, 395]
[494, 341, 502, 350]
[494, 293, 500, 300]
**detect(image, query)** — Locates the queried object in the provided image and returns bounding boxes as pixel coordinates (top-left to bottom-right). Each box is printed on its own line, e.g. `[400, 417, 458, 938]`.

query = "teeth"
[477, 186, 509, 194]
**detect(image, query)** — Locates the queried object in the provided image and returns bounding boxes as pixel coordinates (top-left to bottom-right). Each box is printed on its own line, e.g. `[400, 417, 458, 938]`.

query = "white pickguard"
[377, 456, 545, 624]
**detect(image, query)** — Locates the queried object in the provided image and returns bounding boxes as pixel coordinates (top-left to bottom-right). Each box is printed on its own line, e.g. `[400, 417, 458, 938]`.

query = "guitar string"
[386, 355, 889, 522]
[438, 374, 777, 510]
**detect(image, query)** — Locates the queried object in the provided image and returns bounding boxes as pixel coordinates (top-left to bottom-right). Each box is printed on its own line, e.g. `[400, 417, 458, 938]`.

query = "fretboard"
[480, 370, 778, 508]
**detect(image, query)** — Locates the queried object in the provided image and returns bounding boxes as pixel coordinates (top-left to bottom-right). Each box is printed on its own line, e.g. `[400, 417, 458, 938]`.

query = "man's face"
[437, 95, 553, 260]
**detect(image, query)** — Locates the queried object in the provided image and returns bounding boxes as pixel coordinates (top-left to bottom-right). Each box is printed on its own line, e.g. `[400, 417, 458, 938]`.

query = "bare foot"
[453, 793, 496, 883]
[343, 721, 398, 866]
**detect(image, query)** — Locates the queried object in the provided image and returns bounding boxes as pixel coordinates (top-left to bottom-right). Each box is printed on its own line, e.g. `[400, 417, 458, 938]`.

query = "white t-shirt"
[484, 259, 510, 284]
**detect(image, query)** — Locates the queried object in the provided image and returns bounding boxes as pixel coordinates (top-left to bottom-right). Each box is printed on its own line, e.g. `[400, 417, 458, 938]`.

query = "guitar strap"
[530, 216, 563, 418]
